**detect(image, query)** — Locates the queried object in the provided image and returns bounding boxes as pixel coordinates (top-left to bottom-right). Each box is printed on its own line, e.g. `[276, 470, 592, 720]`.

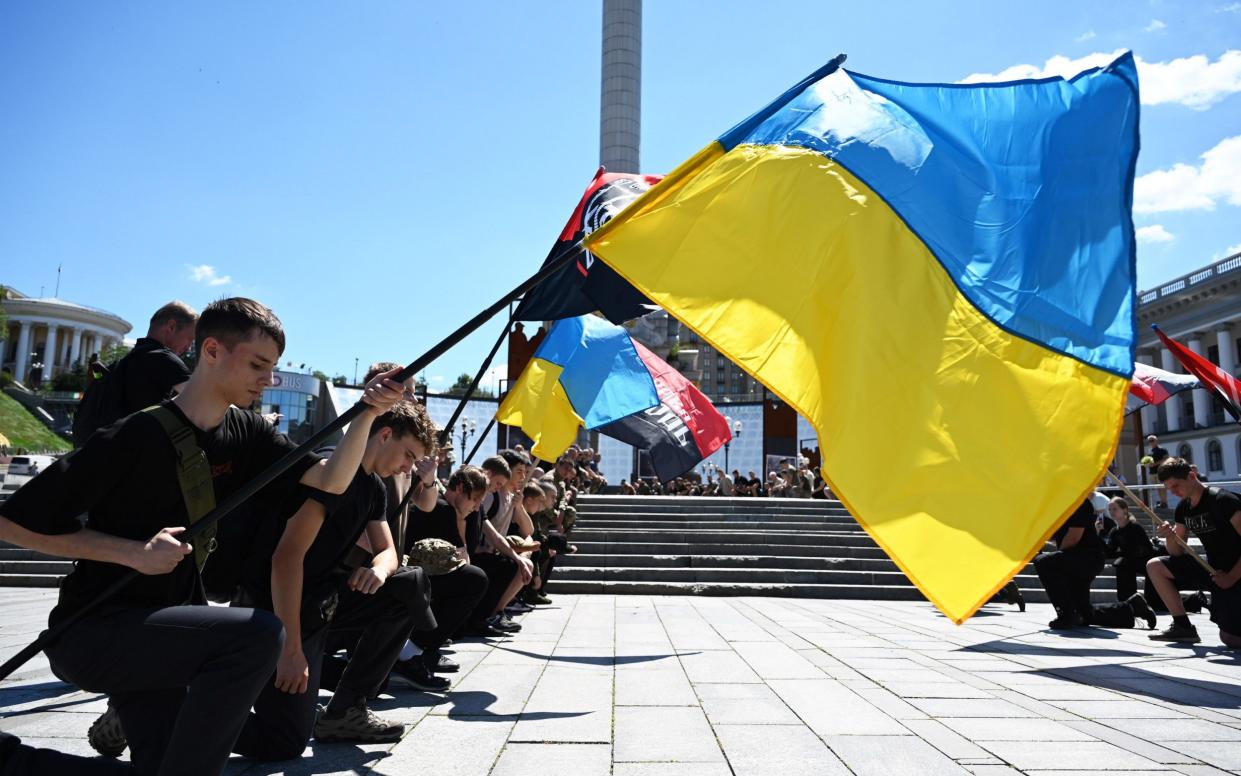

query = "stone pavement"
[1, 588, 1240, 775]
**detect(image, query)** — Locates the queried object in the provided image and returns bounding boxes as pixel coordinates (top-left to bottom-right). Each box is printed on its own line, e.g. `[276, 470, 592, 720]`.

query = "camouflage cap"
[408, 538, 467, 576]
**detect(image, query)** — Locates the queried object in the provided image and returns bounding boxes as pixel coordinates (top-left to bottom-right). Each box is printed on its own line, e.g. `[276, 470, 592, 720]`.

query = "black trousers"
[1034, 550, 1103, 619]
[232, 568, 430, 762]
[412, 564, 488, 655]
[1113, 555, 1150, 601]
[469, 553, 517, 621]
[44, 604, 283, 776]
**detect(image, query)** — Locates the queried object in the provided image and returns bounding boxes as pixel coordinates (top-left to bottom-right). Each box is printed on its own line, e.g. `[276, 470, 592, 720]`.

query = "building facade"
[1, 287, 131, 385]
[1131, 250, 1241, 479]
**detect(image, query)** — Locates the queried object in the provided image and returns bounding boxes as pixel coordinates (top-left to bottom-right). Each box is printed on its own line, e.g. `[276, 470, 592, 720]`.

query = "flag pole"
[0, 240, 585, 682]
[435, 308, 515, 449]
[1104, 471, 1217, 575]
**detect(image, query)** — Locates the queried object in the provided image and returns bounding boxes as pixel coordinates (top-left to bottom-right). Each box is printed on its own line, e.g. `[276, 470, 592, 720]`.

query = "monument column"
[13, 321, 31, 383]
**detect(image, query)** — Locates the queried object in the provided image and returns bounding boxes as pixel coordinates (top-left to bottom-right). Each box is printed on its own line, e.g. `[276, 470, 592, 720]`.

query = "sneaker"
[526, 590, 552, 605]
[461, 620, 507, 638]
[313, 703, 406, 743]
[1183, 591, 1209, 614]
[506, 600, 534, 614]
[1126, 593, 1157, 629]
[389, 657, 451, 692]
[427, 654, 459, 673]
[87, 705, 127, 758]
[1149, 623, 1200, 643]
[487, 614, 522, 633]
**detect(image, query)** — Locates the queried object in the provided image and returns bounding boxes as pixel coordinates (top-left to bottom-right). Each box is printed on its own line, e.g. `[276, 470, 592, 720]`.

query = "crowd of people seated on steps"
[618, 458, 834, 499]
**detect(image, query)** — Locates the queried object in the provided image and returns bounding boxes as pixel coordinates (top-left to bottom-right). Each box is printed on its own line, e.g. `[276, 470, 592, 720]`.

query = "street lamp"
[458, 416, 476, 453]
[723, 416, 743, 472]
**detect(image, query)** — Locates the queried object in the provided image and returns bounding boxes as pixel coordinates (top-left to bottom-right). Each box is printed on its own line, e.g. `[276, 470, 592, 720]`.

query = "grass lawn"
[0, 391, 71, 452]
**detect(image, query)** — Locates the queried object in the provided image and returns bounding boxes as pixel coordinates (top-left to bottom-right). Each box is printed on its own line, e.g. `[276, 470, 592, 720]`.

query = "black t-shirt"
[242, 467, 384, 608]
[1106, 519, 1157, 561]
[409, 498, 465, 548]
[1150, 445, 1170, 464]
[0, 402, 317, 622]
[1175, 487, 1241, 571]
[1052, 499, 1105, 558]
[123, 338, 192, 414]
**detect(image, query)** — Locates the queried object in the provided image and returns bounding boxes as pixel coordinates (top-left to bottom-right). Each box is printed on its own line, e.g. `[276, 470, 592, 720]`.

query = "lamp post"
[458, 416, 476, 454]
[724, 416, 743, 472]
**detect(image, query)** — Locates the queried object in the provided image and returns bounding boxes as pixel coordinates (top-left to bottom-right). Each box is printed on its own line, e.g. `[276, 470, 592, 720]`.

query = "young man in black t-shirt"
[1034, 498, 1106, 629]
[1147, 458, 1241, 647]
[0, 298, 407, 775]
[232, 401, 439, 759]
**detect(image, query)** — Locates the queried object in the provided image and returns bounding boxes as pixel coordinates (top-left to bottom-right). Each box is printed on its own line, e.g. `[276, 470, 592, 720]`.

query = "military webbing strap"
[144, 405, 217, 570]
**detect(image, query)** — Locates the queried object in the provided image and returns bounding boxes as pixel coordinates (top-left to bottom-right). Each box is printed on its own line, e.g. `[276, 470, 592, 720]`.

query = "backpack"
[72, 357, 131, 447]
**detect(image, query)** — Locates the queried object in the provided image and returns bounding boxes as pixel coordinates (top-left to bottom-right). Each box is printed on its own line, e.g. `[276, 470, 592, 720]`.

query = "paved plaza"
[1, 588, 1240, 775]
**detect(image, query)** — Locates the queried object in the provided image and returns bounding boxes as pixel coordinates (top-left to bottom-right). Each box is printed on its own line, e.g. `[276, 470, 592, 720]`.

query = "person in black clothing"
[0, 298, 407, 776]
[232, 401, 439, 759]
[1104, 497, 1158, 601]
[125, 301, 198, 410]
[1147, 458, 1241, 647]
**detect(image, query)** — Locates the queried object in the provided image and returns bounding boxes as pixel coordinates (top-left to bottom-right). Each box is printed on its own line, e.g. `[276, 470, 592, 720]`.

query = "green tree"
[445, 372, 493, 398]
[312, 370, 330, 383]
[101, 342, 131, 364]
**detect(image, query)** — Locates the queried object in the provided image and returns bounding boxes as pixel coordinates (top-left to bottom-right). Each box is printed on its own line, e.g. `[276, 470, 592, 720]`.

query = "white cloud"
[430, 374, 447, 384]
[1222, 242, 1241, 257]
[960, 50, 1241, 110]
[1217, 3, 1241, 13]
[1075, 30, 1097, 42]
[187, 264, 232, 286]
[1145, 19, 1167, 32]
[1134, 134, 1241, 213]
[1136, 224, 1175, 243]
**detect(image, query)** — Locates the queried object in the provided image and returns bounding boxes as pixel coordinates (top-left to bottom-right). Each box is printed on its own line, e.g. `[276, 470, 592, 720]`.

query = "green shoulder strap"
[144, 405, 217, 570]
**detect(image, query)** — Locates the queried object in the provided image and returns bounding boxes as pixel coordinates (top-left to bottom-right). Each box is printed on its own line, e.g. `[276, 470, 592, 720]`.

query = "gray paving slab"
[2, 590, 1241, 775]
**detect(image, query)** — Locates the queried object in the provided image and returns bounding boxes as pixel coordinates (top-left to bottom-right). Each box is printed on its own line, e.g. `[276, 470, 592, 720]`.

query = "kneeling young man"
[233, 401, 440, 760]
[1146, 458, 1241, 647]
[0, 298, 405, 775]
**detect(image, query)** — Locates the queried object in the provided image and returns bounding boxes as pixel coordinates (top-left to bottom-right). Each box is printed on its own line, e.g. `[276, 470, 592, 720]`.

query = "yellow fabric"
[496, 358, 584, 461]
[586, 143, 1129, 623]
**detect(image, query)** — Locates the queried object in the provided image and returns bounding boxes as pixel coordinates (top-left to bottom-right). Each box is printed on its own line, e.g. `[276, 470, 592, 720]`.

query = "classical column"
[13, 321, 31, 383]
[1188, 334, 1212, 428]
[1160, 347, 1182, 431]
[1217, 324, 1236, 377]
[1137, 351, 1158, 435]
[69, 327, 83, 368]
[44, 324, 59, 377]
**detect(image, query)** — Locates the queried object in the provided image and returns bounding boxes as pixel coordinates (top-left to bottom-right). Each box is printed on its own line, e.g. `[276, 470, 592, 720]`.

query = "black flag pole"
[435, 307, 515, 449]
[0, 240, 585, 682]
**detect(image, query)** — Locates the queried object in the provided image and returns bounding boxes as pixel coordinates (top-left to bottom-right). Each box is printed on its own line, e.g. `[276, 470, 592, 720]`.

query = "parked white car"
[5, 455, 57, 478]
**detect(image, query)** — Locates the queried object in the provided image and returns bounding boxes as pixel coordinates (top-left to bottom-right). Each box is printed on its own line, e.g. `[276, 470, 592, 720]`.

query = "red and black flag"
[597, 341, 732, 481]
[515, 167, 663, 324]
[1155, 325, 1241, 421]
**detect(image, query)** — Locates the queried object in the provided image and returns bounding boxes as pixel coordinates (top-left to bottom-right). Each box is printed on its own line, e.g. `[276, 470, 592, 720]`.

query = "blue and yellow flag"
[497, 315, 660, 460]
[585, 54, 1139, 622]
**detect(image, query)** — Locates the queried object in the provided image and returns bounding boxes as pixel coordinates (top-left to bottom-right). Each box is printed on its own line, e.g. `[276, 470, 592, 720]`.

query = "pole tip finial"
[1151, 323, 1161, 331]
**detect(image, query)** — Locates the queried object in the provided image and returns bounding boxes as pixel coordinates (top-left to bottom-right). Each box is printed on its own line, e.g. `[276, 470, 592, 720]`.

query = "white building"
[1, 287, 132, 385]
[1131, 250, 1241, 478]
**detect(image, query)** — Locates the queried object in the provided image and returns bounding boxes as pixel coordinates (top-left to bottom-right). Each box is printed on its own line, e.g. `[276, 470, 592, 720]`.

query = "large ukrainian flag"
[586, 54, 1139, 623]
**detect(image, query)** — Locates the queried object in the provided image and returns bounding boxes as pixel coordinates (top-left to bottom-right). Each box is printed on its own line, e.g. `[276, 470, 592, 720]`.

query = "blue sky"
[2, 1, 1239, 389]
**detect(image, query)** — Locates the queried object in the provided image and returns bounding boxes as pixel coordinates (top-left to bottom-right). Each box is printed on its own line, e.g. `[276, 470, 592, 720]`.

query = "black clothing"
[1034, 549, 1103, 621]
[409, 498, 466, 548]
[1155, 554, 1241, 635]
[45, 604, 283, 776]
[0, 402, 317, 623]
[1052, 500, 1106, 558]
[1150, 445, 1170, 464]
[1174, 487, 1241, 572]
[1105, 519, 1157, 601]
[123, 338, 191, 414]
[412, 564, 489, 655]
[469, 552, 518, 621]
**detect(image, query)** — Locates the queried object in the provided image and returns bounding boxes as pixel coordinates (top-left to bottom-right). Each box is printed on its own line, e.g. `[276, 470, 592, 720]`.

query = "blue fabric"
[725, 53, 1139, 378]
[533, 315, 660, 428]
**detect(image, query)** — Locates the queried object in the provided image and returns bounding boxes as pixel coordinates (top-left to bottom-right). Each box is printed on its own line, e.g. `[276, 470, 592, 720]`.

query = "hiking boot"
[1048, 611, 1084, 630]
[428, 654, 459, 673]
[87, 704, 127, 758]
[389, 657, 451, 692]
[313, 703, 406, 743]
[1126, 593, 1157, 629]
[1149, 622, 1200, 643]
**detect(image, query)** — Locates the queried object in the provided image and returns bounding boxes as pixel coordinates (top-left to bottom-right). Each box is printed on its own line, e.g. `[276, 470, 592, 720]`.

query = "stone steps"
[554, 494, 1140, 603]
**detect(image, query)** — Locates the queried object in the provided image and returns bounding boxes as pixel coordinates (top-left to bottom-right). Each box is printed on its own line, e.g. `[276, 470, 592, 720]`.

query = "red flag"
[1126, 361, 1200, 415]
[1154, 326, 1241, 422]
